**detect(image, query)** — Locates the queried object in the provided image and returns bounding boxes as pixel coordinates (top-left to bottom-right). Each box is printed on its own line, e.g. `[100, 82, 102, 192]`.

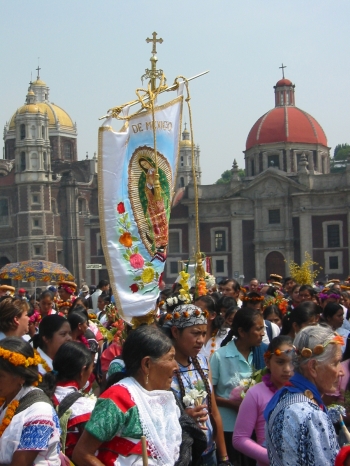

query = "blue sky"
[1, 0, 349, 184]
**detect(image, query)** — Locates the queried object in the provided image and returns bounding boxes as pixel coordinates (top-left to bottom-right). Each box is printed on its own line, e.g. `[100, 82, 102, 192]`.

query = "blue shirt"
[210, 339, 253, 432]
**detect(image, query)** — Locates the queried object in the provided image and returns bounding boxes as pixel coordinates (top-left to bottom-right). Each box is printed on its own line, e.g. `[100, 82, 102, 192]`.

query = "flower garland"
[0, 399, 20, 437]
[210, 331, 218, 355]
[297, 334, 344, 358]
[241, 295, 264, 302]
[196, 277, 207, 298]
[263, 293, 289, 315]
[0, 347, 41, 367]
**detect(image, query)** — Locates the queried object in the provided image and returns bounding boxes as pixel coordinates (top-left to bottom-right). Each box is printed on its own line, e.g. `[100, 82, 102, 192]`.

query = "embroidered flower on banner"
[130, 253, 144, 269]
[117, 202, 126, 214]
[116, 201, 159, 294]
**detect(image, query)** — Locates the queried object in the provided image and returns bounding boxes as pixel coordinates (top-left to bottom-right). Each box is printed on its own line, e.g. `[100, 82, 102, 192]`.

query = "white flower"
[250, 380, 256, 386]
[239, 378, 251, 388]
[183, 394, 194, 407]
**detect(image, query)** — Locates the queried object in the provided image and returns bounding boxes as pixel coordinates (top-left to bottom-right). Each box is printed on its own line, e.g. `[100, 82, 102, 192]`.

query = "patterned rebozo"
[266, 391, 339, 466]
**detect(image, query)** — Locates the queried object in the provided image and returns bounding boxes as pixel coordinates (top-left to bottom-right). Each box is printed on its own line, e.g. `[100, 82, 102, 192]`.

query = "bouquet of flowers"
[183, 388, 208, 408]
[229, 377, 256, 401]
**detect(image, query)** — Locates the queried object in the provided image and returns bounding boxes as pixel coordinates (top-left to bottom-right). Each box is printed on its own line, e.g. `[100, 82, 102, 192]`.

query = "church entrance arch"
[265, 251, 285, 281]
[0, 256, 11, 285]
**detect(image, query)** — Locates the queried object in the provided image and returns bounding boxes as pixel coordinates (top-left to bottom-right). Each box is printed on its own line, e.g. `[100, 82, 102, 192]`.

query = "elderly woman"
[72, 325, 182, 466]
[0, 337, 61, 465]
[264, 325, 344, 466]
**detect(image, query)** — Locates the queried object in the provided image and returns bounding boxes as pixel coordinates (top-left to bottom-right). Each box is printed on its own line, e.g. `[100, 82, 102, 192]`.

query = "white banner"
[98, 88, 183, 321]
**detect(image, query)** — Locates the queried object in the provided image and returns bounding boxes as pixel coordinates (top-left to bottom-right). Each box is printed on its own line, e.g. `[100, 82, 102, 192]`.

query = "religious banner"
[98, 87, 183, 322]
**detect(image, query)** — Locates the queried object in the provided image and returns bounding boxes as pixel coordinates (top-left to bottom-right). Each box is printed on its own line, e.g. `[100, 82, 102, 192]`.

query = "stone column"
[299, 211, 312, 259]
[279, 150, 283, 170]
[262, 152, 268, 170]
[230, 217, 243, 276]
[286, 148, 291, 173]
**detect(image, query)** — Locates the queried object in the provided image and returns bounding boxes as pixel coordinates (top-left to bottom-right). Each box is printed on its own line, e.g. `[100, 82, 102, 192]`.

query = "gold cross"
[146, 32, 163, 55]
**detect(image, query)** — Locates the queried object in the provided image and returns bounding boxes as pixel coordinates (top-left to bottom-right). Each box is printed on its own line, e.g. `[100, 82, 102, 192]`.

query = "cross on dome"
[279, 63, 287, 78]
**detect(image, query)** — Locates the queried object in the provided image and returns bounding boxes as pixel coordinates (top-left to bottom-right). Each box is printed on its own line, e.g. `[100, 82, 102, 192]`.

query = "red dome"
[275, 78, 292, 86]
[246, 106, 328, 150]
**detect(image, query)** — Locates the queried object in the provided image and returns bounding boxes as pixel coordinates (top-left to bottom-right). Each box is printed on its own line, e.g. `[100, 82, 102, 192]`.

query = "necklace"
[0, 398, 20, 437]
[210, 330, 218, 355]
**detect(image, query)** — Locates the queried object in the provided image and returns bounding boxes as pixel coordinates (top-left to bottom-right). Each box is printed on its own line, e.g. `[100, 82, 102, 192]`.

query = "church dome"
[246, 77, 327, 150]
[9, 102, 74, 130]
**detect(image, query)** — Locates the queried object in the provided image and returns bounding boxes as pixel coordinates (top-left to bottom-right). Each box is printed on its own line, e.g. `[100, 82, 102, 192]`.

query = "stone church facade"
[2, 73, 349, 287]
[166, 77, 350, 283]
[1, 73, 106, 287]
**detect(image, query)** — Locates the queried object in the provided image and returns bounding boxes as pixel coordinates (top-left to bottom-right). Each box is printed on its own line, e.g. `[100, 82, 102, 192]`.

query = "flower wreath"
[241, 295, 264, 302]
[296, 334, 344, 359]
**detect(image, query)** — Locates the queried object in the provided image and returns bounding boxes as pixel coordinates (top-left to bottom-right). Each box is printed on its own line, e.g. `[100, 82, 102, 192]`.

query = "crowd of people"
[1, 273, 350, 465]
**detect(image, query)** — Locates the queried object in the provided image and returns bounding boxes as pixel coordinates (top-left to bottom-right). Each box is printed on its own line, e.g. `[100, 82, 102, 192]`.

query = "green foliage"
[215, 169, 231, 184]
[334, 143, 350, 161]
[215, 167, 246, 184]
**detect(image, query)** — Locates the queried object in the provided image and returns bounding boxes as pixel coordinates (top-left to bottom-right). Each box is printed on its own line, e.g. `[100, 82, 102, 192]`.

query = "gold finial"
[279, 63, 287, 79]
[141, 32, 165, 91]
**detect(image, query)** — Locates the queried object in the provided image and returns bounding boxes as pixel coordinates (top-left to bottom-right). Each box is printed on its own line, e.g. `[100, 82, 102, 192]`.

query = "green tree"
[215, 169, 232, 184]
[215, 167, 245, 184]
[334, 143, 350, 161]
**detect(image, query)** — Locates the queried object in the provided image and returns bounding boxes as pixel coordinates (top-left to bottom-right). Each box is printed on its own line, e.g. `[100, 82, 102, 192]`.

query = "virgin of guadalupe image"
[138, 155, 170, 261]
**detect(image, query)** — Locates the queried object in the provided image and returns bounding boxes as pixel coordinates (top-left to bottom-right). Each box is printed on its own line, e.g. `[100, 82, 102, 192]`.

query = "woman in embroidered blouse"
[0, 297, 30, 341]
[163, 303, 231, 466]
[32, 315, 72, 374]
[210, 308, 267, 464]
[233, 335, 293, 466]
[43, 341, 95, 459]
[265, 325, 344, 466]
[73, 325, 182, 466]
[0, 337, 61, 465]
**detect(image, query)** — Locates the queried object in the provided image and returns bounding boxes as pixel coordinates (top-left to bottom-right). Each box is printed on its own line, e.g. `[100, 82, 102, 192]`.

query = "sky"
[1, 0, 350, 185]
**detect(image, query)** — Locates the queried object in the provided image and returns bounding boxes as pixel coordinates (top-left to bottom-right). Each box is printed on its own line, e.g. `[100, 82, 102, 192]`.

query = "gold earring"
[146, 374, 149, 385]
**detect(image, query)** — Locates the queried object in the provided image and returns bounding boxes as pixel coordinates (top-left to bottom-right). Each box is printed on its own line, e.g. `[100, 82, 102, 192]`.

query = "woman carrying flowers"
[0, 337, 61, 465]
[233, 335, 293, 466]
[162, 303, 231, 466]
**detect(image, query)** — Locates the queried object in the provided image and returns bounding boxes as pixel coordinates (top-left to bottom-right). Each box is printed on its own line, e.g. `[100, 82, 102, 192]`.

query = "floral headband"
[296, 335, 344, 359]
[264, 347, 295, 359]
[0, 347, 41, 367]
[318, 292, 340, 301]
[58, 283, 74, 295]
[163, 304, 208, 328]
[241, 295, 264, 302]
[29, 310, 41, 324]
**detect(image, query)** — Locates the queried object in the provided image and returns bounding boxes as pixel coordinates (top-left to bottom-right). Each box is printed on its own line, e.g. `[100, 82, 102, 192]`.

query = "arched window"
[42, 126, 45, 139]
[180, 177, 185, 188]
[43, 152, 47, 170]
[20, 152, 26, 171]
[31, 125, 36, 139]
[64, 141, 72, 160]
[20, 124, 26, 140]
[30, 153, 38, 170]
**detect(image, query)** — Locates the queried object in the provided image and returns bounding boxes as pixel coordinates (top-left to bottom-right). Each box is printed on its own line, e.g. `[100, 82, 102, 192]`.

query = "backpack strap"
[16, 389, 53, 415]
[57, 391, 84, 419]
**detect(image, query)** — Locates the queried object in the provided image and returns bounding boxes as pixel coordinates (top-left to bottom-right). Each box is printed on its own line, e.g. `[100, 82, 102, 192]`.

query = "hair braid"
[191, 356, 212, 414]
[221, 328, 234, 347]
[175, 369, 187, 402]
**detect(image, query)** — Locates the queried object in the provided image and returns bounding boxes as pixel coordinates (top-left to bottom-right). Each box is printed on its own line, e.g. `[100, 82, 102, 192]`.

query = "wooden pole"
[141, 435, 148, 466]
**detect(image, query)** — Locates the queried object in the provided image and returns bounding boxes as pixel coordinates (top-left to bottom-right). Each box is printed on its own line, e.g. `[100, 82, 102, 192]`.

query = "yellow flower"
[141, 267, 155, 284]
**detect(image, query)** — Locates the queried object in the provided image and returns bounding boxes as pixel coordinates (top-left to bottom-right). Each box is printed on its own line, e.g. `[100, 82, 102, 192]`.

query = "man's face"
[284, 279, 296, 294]
[249, 280, 259, 292]
[222, 283, 239, 299]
